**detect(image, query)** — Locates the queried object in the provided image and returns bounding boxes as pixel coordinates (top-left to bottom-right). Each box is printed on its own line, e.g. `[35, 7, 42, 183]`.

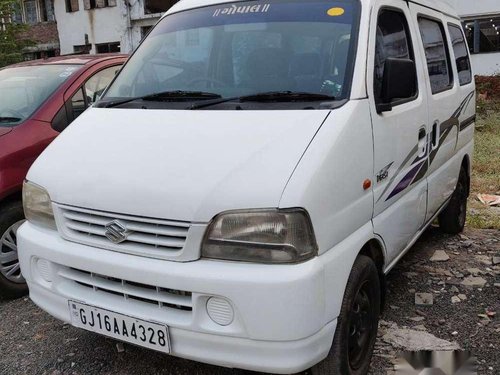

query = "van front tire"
[311, 255, 380, 375]
[438, 166, 467, 234]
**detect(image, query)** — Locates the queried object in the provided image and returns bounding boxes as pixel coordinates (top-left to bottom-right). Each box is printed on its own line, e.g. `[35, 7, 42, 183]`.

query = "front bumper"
[18, 222, 336, 374]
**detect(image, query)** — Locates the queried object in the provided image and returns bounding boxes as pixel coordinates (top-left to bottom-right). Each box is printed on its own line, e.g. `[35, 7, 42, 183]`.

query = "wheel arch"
[323, 223, 386, 324]
[0, 190, 22, 209]
[358, 238, 386, 310]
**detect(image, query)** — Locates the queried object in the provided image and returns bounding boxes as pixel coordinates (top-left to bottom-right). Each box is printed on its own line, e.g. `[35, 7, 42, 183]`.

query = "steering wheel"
[187, 77, 226, 88]
[0, 108, 24, 119]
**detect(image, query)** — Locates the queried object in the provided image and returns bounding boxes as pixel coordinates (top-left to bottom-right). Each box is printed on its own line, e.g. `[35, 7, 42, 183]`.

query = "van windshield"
[102, 0, 360, 109]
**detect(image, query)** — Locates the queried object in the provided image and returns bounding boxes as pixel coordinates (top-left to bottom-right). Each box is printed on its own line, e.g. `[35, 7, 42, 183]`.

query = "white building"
[53, 0, 177, 55]
[447, 0, 500, 75]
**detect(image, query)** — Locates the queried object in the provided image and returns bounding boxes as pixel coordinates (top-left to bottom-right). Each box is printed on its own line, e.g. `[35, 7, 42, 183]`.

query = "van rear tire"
[310, 255, 380, 375]
[438, 166, 467, 234]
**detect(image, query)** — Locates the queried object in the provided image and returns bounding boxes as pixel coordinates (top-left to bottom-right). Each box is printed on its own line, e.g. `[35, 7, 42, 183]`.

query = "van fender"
[321, 222, 386, 323]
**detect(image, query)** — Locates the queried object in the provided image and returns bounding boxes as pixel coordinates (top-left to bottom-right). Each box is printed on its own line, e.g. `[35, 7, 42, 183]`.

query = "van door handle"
[418, 127, 427, 157]
[418, 128, 426, 140]
[431, 122, 439, 150]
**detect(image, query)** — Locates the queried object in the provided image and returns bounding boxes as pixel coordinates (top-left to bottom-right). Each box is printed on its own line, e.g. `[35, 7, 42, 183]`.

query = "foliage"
[475, 75, 500, 116]
[0, 0, 32, 68]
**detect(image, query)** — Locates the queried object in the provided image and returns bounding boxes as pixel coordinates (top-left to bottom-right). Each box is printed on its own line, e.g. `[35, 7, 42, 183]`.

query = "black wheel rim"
[347, 281, 374, 370]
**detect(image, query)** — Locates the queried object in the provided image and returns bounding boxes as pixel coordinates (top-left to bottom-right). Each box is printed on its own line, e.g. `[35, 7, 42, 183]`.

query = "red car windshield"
[0, 64, 81, 127]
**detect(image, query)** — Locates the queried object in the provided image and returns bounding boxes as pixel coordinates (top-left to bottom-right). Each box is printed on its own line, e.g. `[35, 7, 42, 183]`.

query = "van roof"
[166, 0, 458, 19]
[407, 0, 458, 18]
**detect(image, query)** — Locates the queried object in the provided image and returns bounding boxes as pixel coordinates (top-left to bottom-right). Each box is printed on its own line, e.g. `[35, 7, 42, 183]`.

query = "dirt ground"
[0, 226, 498, 375]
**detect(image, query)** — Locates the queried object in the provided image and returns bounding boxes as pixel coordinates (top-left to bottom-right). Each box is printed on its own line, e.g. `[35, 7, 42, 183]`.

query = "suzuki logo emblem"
[104, 220, 130, 244]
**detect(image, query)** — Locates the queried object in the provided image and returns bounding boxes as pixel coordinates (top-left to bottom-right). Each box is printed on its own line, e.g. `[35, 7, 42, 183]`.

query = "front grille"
[59, 267, 192, 312]
[56, 205, 190, 259]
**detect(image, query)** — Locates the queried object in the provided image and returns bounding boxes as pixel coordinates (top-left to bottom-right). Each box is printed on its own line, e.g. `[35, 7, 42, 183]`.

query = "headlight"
[23, 181, 56, 230]
[202, 209, 318, 264]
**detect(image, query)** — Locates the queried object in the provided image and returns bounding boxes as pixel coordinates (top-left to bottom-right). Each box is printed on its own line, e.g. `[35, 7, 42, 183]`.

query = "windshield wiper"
[189, 91, 336, 110]
[241, 91, 336, 102]
[99, 90, 222, 108]
[0, 117, 22, 123]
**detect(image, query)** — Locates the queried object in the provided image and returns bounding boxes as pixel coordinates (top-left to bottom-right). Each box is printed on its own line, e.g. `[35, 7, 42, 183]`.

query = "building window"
[24, 0, 38, 24]
[23, 52, 37, 61]
[40, 0, 55, 22]
[11, 2, 24, 23]
[83, 0, 117, 10]
[145, 0, 178, 15]
[23, 50, 57, 60]
[74, 44, 92, 54]
[66, 0, 79, 12]
[464, 16, 500, 54]
[96, 42, 120, 53]
[141, 26, 152, 39]
[84, 0, 96, 9]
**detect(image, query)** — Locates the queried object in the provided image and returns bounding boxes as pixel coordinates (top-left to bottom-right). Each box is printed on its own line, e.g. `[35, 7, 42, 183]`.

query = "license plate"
[69, 301, 170, 353]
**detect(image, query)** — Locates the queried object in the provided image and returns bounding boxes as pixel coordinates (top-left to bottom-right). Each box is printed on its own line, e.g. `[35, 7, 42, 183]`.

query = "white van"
[18, 0, 475, 373]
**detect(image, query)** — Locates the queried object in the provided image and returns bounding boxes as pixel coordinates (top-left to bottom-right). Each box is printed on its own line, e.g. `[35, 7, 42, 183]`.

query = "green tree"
[0, 0, 32, 67]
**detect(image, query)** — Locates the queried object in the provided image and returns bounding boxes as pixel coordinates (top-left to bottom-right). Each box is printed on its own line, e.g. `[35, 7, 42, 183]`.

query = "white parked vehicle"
[18, 0, 475, 373]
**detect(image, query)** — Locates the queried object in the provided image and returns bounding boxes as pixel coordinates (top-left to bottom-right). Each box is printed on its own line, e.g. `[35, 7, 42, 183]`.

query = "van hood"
[0, 128, 12, 138]
[28, 108, 329, 222]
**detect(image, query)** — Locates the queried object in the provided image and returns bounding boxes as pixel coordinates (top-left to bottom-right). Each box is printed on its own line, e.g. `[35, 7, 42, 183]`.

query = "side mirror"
[51, 105, 70, 133]
[377, 58, 417, 113]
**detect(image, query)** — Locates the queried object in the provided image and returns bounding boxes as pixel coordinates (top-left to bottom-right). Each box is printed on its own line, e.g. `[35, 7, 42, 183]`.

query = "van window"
[102, 0, 361, 109]
[374, 9, 416, 103]
[418, 17, 453, 94]
[447, 24, 472, 86]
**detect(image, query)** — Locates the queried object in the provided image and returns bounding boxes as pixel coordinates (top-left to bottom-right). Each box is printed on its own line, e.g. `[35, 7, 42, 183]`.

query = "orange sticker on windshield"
[327, 7, 345, 16]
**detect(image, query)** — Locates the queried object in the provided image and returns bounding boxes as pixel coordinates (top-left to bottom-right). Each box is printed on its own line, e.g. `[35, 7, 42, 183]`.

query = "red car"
[0, 54, 127, 298]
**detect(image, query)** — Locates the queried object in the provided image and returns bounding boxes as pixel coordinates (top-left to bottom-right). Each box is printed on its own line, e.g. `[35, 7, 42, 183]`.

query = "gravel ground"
[369, 227, 499, 375]
[0, 226, 498, 375]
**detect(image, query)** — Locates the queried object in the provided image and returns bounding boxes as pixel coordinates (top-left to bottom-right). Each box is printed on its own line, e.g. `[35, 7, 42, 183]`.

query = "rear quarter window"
[447, 24, 472, 85]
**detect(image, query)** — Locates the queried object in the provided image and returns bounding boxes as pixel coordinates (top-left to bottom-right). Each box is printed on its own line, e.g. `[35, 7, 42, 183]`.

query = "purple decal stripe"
[386, 161, 425, 201]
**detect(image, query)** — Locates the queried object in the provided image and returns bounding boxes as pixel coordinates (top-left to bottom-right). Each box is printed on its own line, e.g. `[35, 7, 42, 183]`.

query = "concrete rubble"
[461, 276, 487, 287]
[381, 322, 460, 351]
[415, 292, 433, 306]
[430, 250, 450, 262]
